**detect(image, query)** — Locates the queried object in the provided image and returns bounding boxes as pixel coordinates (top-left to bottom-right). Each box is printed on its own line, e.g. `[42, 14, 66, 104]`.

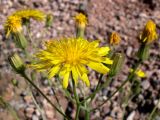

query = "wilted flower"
[4, 15, 22, 37]
[140, 20, 158, 44]
[32, 38, 112, 88]
[109, 32, 121, 45]
[130, 69, 146, 78]
[13, 9, 45, 21]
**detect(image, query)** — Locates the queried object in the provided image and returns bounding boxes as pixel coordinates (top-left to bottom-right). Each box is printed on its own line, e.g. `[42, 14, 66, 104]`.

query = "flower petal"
[98, 47, 110, 56]
[48, 65, 61, 79]
[63, 72, 70, 89]
[90, 40, 100, 48]
[102, 58, 113, 64]
[87, 61, 110, 74]
[72, 66, 79, 85]
[81, 73, 90, 87]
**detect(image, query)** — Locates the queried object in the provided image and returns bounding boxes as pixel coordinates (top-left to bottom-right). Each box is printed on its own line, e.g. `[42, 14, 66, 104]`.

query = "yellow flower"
[75, 13, 87, 28]
[109, 32, 121, 45]
[13, 9, 45, 21]
[4, 15, 22, 37]
[140, 20, 158, 44]
[130, 69, 146, 78]
[32, 38, 112, 88]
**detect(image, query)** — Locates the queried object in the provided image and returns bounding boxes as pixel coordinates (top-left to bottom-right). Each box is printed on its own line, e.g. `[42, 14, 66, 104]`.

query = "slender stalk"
[64, 89, 75, 103]
[81, 74, 103, 103]
[75, 104, 81, 120]
[52, 88, 64, 113]
[29, 91, 47, 120]
[91, 60, 142, 111]
[90, 75, 112, 103]
[72, 79, 79, 104]
[21, 72, 70, 120]
[72, 78, 81, 120]
[81, 74, 112, 104]
[148, 98, 160, 120]
[85, 110, 90, 120]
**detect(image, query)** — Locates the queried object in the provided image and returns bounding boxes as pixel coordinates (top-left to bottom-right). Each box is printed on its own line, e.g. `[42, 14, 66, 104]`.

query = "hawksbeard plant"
[3, 8, 159, 120]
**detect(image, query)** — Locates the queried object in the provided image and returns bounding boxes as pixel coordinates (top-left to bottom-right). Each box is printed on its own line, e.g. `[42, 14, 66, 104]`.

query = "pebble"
[127, 111, 136, 120]
[154, 100, 160, 109]
[32, 115, 39, 120]
[141, 80, 150, 90]
[46, 110, 55, 119]
[35, 109, 41, 117]
[25, 107, 35, 118]
[126, 46, 133, 57]
[24, 95, 33, 104]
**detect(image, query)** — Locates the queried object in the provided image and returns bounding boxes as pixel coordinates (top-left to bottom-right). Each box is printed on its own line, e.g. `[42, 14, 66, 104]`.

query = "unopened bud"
[8, 53, 25, 73]
[137, 43, 150, 61]
[109, 53, 125, 76]
[109, 32, 121, 45]
[76, 26, 85, 38]
[45, 14, 53, 28]
[139, 20, 158, 44]
[13, 32, 28, 50]
[75, 13, 87, 38]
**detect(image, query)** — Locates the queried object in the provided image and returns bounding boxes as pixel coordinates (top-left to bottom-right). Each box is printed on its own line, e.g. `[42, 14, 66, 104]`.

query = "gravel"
[0, 0, 160, 120]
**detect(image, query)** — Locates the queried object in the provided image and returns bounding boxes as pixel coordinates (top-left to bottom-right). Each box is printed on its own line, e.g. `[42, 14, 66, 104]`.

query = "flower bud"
[13, 32, 28, 50]
[139, 20, 158, 44]
[75, 13, 87, 38]
[45, 14, 53, 28]
[137, 43, 150, 61]
[109, 53, 125, 76]
[8, 53, 25, 73]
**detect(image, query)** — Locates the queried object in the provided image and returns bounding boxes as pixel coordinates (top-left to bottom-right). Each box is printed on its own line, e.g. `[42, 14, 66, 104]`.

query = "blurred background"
[0, 0, 160, 120]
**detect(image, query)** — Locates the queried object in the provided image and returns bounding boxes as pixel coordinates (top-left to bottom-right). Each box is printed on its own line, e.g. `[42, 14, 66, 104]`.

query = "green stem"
[91, 60, 142, 111]
[81, 74, 112, 104]
[85, 109, 90, 120]
[75, 104, 81, 120]
[72, 79, 79, 104]
[64, 89, 75, 103]
[148, 98, 160, 120]
[81, 75, 103, 103]
[90, 75, 112, 103]
[52, 88, 65, 113]
[72, 78, 81, 120]
[21, 72, 70, 120]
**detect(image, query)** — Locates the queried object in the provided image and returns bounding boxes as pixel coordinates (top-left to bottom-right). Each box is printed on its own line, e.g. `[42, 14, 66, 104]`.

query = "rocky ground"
[0, 0, 160, 120]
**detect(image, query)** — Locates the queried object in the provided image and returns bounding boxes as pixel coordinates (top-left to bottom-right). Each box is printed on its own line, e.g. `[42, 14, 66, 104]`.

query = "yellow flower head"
[32, 38, 112, 88]
[130, 69, 146, 78]
[140, 20, 158, 44]
[13, 9, 45, 21]
[4, 15, 22, 37]
[75, 13, 87, 28]
[109, 32, 121, 45]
